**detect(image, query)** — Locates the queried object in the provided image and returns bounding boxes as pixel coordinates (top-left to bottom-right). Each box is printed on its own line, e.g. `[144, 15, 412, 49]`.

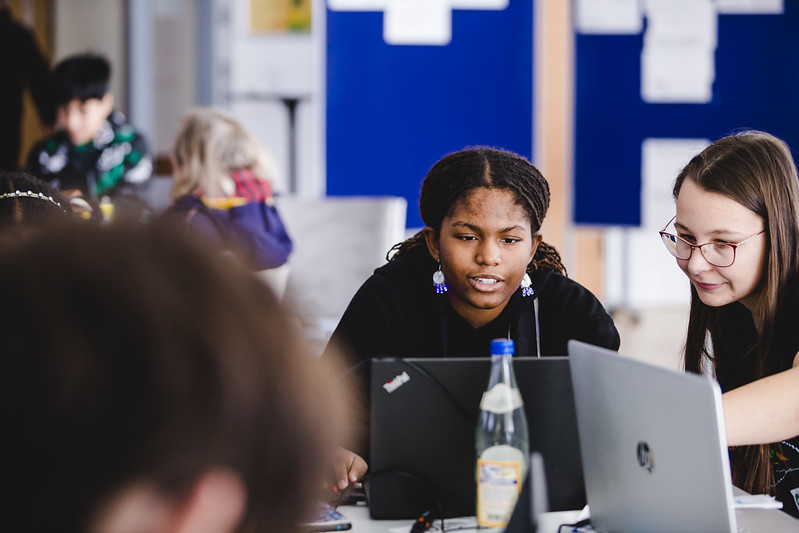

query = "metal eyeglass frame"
[658, 215, 765, 268]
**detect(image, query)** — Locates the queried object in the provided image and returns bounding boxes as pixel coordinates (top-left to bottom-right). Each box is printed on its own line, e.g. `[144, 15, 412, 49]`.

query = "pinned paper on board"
[641, 44, 715, 104]
[574, 0, 643, 34]
[577, 0, 786, 104]
[716, 0, 784, 14]
[641, 0, 716, 103]
[328, 0, 509, 45]
[641, 138, 710, 227]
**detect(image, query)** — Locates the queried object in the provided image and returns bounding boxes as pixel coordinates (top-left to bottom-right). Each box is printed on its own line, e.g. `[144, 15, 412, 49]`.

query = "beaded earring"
[520, 273, 533, 297]
[433, 263, 448, 294]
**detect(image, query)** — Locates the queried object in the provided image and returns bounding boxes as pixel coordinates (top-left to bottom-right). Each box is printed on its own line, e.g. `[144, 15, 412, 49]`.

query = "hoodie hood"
[172, 194, 292, 270]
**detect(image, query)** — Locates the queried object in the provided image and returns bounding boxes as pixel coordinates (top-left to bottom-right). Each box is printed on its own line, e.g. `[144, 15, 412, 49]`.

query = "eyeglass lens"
[660, 233, 735, 267]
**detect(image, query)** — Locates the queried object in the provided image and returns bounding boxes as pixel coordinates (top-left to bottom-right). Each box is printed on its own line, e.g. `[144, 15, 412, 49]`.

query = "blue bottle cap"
[490, 338, 515, 355]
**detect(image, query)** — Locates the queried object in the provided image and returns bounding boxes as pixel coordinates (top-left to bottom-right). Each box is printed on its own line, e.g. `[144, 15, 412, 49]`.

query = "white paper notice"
[641, 138, 710, 227]
[644, 0, 717, 47]
[575, 0, 643, 34]
[641, 44, 715, 103]
[641, 0, 716, 103]
[451, 0, 508, 6]
[604, 138, 709, 308]
[716, 0, 784, 14]
[328, 0, 509, 46]
[384, 1, 452, 45]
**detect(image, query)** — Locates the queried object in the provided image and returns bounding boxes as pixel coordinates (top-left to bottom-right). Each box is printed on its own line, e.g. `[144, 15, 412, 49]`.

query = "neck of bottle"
[488, 353, 518, 389]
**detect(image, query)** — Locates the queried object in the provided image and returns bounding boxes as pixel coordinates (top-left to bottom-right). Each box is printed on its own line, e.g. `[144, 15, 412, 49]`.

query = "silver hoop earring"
[433, 263, 448, 294]
[520, 273, 533, 297]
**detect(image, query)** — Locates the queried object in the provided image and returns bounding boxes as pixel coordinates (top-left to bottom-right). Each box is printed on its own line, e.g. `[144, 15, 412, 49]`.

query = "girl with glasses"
[662, 130, 799, 515]
[324, 146, 620, 494]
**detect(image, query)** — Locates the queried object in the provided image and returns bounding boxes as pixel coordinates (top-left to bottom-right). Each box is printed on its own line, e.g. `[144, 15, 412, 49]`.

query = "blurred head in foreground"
[0, 170, 71, 230]
[0, 221, 349, 532]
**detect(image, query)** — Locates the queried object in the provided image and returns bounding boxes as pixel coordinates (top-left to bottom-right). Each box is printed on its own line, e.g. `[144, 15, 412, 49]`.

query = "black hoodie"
[326, 245, 620, 366]
[325, 245, 621, 458]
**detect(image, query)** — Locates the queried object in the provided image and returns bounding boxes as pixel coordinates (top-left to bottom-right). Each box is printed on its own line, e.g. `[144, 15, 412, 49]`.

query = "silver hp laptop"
[567, 340, 799, 533]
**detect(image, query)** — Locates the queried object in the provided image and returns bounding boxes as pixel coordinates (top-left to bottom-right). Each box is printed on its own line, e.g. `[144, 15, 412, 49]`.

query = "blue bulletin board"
[573, 1, 799, 226]
[326, 0, 534, 229]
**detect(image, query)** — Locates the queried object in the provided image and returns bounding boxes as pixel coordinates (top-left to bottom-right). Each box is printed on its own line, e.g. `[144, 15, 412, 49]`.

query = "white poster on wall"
[641, 0, 716, 103]
[604, 138, 710, 309]
[329, 0, 509, 45]
[715, 0, 783, 14]
[574, 0, 642, 34]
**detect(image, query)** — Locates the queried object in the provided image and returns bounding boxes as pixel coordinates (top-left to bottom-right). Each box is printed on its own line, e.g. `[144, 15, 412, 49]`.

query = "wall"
[582, 1, 796, 310]
[535, 0, 605, 297]
[51, 0, 323, 198]
[150, 1, 197, 153]
[325, 0, 535, 230]
[137, 0, 322, 196]
[53, 0, 126, 112]
[50, 0, 617, 302]
[224, 0, 321, 196]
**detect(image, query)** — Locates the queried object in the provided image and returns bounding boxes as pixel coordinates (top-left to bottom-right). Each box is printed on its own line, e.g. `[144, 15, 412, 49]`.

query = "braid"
[388, 231, 426, 261]
[532, 240, 567, 276]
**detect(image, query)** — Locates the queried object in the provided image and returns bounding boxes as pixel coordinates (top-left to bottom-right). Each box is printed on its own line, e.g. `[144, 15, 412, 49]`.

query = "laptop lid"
[367, 356, 584, 519]
[567, 339, 737, 533]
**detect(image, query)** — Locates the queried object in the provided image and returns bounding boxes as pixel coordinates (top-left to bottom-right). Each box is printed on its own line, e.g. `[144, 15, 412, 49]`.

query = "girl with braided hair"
[324, 146, 619, 490]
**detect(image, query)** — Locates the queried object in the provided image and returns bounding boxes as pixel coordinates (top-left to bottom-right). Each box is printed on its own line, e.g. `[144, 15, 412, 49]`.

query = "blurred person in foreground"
[0, 170, 71, 230]
[0, 221, 351, 532]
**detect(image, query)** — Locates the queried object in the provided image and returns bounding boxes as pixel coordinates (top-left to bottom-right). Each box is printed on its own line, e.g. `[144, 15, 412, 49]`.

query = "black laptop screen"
[366, 356, 584, 520]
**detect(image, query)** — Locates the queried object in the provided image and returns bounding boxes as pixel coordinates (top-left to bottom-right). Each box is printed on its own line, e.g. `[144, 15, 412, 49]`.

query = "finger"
[349, 455, 367, 482]
[334, 458, 351, 490]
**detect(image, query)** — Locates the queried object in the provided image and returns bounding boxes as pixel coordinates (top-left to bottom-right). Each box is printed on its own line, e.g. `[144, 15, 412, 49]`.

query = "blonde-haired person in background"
[161, 107, 292, 272]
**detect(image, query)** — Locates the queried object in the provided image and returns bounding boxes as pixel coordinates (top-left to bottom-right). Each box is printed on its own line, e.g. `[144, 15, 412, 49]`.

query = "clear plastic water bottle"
[475, 338, 530, 528]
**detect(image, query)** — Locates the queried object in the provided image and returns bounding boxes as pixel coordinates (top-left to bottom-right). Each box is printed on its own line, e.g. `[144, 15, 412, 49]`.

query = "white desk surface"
[342, 502, 582, 533]
[341, 490, 799, 533]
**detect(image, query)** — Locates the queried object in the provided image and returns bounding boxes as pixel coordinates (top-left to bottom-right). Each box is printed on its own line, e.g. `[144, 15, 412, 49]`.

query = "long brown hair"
[675, 130, 799, 495]
[390, 146, 566, 275]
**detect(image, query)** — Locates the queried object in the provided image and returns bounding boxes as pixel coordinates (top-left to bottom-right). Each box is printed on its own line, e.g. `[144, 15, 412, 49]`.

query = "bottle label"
[476, 458, 522, 527]
[479, 383, 524, 414]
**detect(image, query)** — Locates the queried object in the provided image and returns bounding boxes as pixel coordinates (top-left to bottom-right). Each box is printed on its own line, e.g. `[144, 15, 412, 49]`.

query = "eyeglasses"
[659, 215, 765, 267]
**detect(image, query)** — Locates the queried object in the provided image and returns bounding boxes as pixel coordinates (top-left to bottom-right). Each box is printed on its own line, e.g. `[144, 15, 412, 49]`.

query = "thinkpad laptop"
[567, 340, 799, 533]
[367, 356, 584, 519]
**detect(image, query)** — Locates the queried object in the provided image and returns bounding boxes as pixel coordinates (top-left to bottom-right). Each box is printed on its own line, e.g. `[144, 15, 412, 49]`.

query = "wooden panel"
[535, 0, 604, 298]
